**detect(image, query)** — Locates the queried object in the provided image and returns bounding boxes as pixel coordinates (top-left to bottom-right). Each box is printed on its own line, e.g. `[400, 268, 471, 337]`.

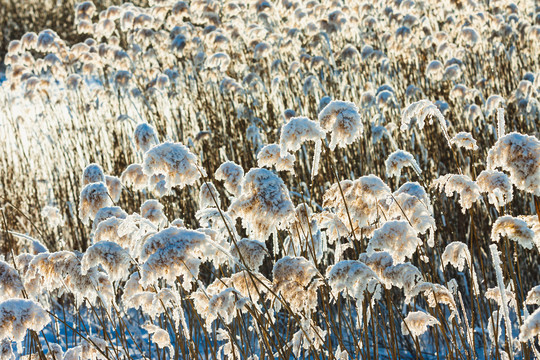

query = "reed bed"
[0, 0, 539, 359]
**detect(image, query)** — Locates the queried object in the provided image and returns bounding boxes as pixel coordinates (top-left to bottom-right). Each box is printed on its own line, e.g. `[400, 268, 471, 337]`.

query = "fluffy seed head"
[140, 200, 167, 228]
[326, 260, 379, 300]
[520, 307, 540, 342]
[229, 168, 294, 241]
[401, 99, 450, 144]
[41, 206, 64, 227]
[318, 100, 363, 150]
[0, 299, 49, 346]
[79, 182, 112, 226]
[433, 174, 481, 212]
[121, 164, 148, 190]
[199, 182, 220, 209]
[273, 256, 319, 313]
[81, 240, 131, 281]
[143, 142, 205, 189]
[279, 116, 325, 156]
[476, 170, 513, 209]
[230, 238, 267, 270]
[487, 132, 540, 195]
[402, 311, 440, 337]
[450, 132, 478, 150]
[134, 123, 159, 153]
[257, 144, 296, 172]
[367, 220, 421, 264]
[82, 163, 105, 185]
[0, 261, 25, 301]
[441, 242, 471, 272]
[385, 150, 422, 178]
[491, 216, 535, 249]
[105, 175, 122, 202]
[215, 161, 244, 196]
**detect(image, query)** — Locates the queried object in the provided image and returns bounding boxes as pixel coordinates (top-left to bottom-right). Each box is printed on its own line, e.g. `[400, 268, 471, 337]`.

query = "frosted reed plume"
[0, 0, 539, 358]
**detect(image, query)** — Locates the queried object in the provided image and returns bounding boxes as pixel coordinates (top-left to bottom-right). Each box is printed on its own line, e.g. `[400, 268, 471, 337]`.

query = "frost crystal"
[490, 243, 515, 358]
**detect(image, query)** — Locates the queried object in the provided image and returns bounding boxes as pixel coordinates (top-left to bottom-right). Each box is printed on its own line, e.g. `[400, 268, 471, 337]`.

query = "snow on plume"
[229, 168, 294, 241]
[143, 141, 205, 189]
[385, 150, 422, 178]
[402, 311, 440, 337]
[279, 116, 325, 178]
[487, 132, 540, 195]
[0, 299, 49, 346]
[367, 221, 421, 263]
[79, 182, 112, 226]
[215, 161, 244, 196]
[318, 100, 363, 150]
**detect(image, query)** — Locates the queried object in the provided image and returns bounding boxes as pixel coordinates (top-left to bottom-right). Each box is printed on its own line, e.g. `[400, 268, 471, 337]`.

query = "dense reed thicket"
[0, 0, 148, 62]
[0, 0, 539, 359]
